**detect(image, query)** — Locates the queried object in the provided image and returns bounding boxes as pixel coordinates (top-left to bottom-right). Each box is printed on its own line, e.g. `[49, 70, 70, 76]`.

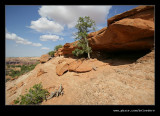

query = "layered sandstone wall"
[54, 5, 154, 56]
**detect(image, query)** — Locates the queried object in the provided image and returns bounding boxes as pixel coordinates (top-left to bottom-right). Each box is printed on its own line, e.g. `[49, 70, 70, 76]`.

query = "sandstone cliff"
[55, 5, 154, 57]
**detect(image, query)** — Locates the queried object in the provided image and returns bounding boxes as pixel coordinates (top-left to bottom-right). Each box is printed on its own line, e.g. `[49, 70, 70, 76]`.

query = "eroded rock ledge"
[55, 5, 154, 57]
[56, 58, 106, 76]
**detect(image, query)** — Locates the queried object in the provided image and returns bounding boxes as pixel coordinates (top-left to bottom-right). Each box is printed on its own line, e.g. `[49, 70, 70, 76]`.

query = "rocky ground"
[5, 50, 154, 105]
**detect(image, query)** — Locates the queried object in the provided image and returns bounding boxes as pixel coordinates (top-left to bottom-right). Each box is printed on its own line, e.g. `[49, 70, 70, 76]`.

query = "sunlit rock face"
[55, 5, 154, 56]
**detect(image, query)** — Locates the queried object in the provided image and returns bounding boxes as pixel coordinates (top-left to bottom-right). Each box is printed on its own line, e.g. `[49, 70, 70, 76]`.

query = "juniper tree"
[54, 45, 63, 51]
[72, 16, 96, 59]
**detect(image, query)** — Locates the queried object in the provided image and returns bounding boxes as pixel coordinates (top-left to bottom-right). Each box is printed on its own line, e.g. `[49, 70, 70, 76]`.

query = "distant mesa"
[6, 57, 39, 65]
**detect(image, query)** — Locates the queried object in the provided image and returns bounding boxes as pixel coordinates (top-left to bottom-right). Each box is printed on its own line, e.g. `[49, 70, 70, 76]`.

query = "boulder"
[39, 54, 51, 63]
[65, 58, 76, 64]
[56, 58, 76, 76]
[75, 60, 92, 73]
[74, 59, 106, 73]
[54, 42, 78, 57]
[56, 61, 69, 76]
[68, 59, 83, 72]
[58, 58, 75, 64]
[56, 58, 107, 76]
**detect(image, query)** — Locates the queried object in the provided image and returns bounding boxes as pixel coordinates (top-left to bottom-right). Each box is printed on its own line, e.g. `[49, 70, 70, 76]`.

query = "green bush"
[9, 63, 39, 78]
[9, 70, 20, 78]
[54, 45, 63, 51]
[48, 51, 55, 57]
[72, 48, 85, 57]
[48, 45, 63, 57]
[14, 83, 49, 105]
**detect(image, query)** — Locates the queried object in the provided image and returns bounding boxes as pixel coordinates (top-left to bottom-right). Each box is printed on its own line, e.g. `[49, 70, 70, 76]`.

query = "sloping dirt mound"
[5, 51, 154, 105]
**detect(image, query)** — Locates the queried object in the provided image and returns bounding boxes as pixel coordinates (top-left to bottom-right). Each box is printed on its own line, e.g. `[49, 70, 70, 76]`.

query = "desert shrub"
[8, 63, 39, 78]
[10, 65, 16, 68]
[54, 45, 63, 51]
[14, 83, 49, 105]
[48, 45, 63, 57]
[48, 51, 55, 57]
[72, 48, 88, 58]
[9, 70, 20, 78]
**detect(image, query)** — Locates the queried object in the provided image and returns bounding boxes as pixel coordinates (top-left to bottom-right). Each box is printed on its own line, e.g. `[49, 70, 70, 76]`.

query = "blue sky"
[5, 5, 139, 57]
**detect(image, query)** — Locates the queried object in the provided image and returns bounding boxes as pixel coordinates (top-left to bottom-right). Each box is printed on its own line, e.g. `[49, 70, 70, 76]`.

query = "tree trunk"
[85, 37, 90, 59]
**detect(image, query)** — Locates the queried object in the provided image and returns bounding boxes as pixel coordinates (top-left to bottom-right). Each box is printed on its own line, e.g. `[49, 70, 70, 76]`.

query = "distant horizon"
[6, 5, 139, 57]
[6, 56, 40, 58]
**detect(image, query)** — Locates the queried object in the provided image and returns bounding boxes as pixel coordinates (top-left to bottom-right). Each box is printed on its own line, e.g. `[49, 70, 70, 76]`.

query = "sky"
[5, 5, 139, 57]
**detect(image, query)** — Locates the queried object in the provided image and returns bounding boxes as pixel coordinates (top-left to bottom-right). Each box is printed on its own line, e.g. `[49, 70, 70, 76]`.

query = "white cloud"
[6, 32, 42, 47]
[32, 43, 42, 47]
[29, 17, 64, 34]
[38, 5, 112, 28]
[41, 47, 50, 50]
[40, 34, 64, 41]
[6, 33, 17, 40]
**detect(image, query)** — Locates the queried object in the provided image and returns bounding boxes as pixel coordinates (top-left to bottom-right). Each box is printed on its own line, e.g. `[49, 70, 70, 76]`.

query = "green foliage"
[9, 70, 20, 78]
[48, 51, 55, 57]
[72, 16, 96, 58]
[7, 65, 18, 68]
[72, 48, 84, 57]
[48, 45, 63, 57]
[8, 63, 39, 78]
[74, 16, 96, 40]
[77, 39, 92, 53]
[54, 45, 63, 51]
[14, 83, 49, 105]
